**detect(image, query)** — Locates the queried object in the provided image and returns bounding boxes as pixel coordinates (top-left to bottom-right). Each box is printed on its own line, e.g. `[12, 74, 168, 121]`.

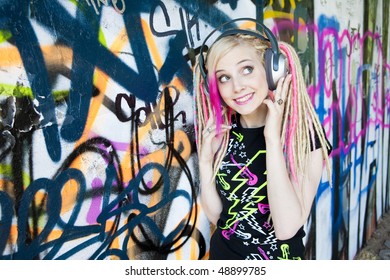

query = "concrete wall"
[0, 0, 388, 260]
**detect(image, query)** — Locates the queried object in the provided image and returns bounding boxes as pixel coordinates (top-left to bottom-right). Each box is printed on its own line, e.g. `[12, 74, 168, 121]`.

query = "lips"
[234, 93, 254, 105]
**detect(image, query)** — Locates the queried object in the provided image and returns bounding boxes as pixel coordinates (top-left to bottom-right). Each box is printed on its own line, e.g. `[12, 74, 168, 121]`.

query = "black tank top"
[209, 115, 308, 260]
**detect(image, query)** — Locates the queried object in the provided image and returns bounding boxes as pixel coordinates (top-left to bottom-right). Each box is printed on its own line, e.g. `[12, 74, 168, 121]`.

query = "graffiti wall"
[0, 0, 388, 260]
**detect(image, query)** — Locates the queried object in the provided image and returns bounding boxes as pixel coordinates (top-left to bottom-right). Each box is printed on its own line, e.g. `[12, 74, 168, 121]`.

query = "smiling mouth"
[234, 93, 254, 104]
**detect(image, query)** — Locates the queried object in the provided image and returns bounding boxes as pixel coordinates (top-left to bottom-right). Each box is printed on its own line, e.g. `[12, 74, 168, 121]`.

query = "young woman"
[193, 28, 332, 260]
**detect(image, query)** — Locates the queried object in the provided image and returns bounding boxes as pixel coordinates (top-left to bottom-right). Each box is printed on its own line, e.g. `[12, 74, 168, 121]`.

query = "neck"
[239, 105, 267, 128]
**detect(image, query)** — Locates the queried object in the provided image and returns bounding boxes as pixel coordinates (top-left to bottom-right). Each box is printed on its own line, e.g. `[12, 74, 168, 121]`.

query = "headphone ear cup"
[264, 48, 277, 90]
[264, 48, 287, 91]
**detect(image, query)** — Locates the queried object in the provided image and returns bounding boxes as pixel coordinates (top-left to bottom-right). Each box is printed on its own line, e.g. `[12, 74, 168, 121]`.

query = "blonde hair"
[193, 32, 332, 188]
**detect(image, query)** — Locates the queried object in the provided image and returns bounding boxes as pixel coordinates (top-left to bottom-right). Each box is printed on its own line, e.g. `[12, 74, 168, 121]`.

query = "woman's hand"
[263, 74, 292, 142]
[198, 114, 231, 164]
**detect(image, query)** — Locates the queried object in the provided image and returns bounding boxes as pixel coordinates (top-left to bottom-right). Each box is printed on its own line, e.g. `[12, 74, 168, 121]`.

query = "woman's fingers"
[203, 114, 215, 134]
[199, 118, 230, 163]
[275, 74, 292, 106]
[203, 113, 230, 138]
[203, 124, 230, 140]
[263, 74, 292, 140]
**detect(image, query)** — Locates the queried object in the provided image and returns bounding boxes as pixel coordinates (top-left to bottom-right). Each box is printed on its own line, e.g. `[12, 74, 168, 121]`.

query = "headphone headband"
[198, 17, 287, 91]
[215, 28, 269, 42]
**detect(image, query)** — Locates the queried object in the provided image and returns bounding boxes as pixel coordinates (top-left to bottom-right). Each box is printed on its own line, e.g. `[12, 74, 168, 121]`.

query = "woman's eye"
[243, 66, 253, 75]
[218, 75, 229, 83]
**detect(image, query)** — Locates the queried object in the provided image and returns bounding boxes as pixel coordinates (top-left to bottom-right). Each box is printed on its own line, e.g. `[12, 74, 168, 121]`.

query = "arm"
[197, 115, 230, 225]
[265, 141, 324, 240]
[199, 160, 222, 225]
[263, 74, 324, 240]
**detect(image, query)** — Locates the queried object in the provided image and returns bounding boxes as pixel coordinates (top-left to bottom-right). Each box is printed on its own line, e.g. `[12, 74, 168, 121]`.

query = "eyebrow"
[215, 59, 253, 74]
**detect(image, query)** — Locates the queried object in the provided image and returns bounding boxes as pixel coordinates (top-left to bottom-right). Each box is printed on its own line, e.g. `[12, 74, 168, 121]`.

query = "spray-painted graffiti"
[312, 0, 390, 260]
[0, 0, 389, 260]
[83, 0, 126, 15]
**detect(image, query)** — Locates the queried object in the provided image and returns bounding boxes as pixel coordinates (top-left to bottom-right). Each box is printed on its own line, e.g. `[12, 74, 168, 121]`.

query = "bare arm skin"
[198, 160, 222, 225]
[265, 142, 323, 240]
[263, 74, 325, 240]
[197, 115, 231, 225]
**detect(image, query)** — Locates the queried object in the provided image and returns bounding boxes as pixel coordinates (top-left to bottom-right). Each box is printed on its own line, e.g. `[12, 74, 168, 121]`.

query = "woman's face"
[215, 44, 269, 120]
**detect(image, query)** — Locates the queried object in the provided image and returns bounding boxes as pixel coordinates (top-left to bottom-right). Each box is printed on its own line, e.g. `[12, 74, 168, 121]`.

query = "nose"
[233, 78, 245, 93]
